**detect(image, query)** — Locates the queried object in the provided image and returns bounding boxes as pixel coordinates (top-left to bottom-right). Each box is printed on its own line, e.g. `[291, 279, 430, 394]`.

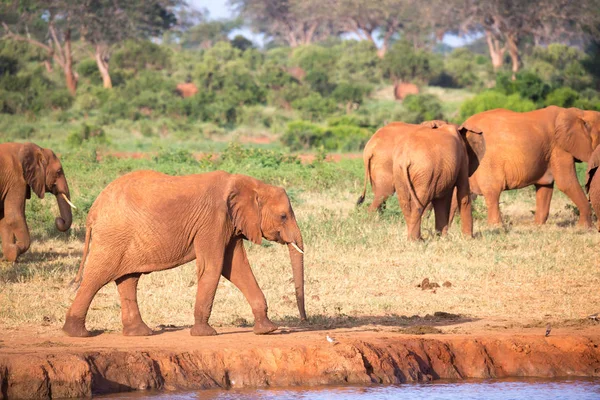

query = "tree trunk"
[485, 30, 505, 71]
[506, 34, 520, 80]
[63, 29, 78, 96]
[95, 45, 112, 89]
[43, 60, 53, 73]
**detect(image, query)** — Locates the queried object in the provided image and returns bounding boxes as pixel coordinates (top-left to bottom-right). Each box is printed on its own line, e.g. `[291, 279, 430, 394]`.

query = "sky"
[190, 0, 474, 47]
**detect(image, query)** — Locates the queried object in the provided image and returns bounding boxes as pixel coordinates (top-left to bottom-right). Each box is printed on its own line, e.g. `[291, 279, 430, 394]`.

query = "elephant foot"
[190, 323, 217, 336]
[62, 317, 91, 337]
[2, 245, 20, 263]
[577, 219, 593, 230]
[123, 322, 153, 336]
[253, 318, 278, 335]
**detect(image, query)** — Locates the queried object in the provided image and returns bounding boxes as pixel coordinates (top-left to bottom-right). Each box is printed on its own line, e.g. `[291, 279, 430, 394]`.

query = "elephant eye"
[57, 168, 63, 175]
[280, 213, 287, 221]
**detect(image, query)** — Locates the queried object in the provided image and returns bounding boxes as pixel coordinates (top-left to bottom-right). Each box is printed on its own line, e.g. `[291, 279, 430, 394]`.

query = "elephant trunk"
[287, 229, 307, 321]
[54, 180, 72, 232]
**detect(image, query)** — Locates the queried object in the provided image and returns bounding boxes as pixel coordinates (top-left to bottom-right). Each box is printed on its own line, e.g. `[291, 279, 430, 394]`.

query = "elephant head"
[228, 176, 306, 321]
[457, 124, 486, 176]
[555, 107, 600, 163]
[18, 143, 73, 232]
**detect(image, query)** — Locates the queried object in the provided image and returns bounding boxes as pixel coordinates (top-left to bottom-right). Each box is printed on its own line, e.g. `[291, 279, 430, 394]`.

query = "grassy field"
[1, 137, 599, 335]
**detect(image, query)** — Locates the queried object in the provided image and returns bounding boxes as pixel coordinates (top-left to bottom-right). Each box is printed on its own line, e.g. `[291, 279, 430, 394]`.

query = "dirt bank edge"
[1, 334, 599, 399]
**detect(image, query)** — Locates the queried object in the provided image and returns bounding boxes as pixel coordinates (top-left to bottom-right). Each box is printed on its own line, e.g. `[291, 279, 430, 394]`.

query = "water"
[100, 378, 600, 399]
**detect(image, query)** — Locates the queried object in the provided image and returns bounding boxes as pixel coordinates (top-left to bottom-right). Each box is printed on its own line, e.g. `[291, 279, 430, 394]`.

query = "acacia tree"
[75, 0, 180, 89]
[1, 0, 181, 92]
[334, 0, 426, 57]
[1, 1, 80, 95]
[230, 0, 335, 47]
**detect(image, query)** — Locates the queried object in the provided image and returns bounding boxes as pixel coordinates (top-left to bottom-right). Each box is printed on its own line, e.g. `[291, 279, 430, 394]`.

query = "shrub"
[77, 58, 102, 84]
[322, 124, 370, 152]
[0, 55, 19, 75]
[112, 40, 171, 72]
[545, 87, 580, 108]
[382, 40, 443, 84]
[67, 123, 108, 147]
[402, 93, 444, 123]
[440, 48, 488, 89]
[459, 90, 536, 120]
[331, 82, 371, 109]
[281, 120, 324, 150]
[291, 92, 337, 121]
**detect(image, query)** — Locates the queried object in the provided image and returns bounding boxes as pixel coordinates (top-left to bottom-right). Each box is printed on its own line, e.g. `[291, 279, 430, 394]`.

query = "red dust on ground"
[1, 322, 600, 398]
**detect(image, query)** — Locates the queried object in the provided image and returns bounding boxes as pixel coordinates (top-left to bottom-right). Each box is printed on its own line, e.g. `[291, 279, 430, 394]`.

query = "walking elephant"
[0, 142, 74, 262]
[63, 170, 306, 337]
[357, 120, 448, 212]
[393, 123, 485, 240]
[586, 145, 600, 231]
[460, 107, 600, 227]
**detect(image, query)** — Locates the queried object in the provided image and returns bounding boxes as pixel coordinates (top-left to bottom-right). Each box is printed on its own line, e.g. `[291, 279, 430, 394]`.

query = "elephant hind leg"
[116, 273, 152, 336]
[534, 183, 554, 225]
[369, 170, 395, 212]
[432, 194, 452, 236]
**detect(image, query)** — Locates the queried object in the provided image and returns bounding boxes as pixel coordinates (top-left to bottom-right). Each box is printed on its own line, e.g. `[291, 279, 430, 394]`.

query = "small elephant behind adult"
[392, 123, 485, 240]
[63, 170, 306, 337]
[0, 142, 75, 262]
[586, 146, 600, 231]
[357, 120, 449, 212]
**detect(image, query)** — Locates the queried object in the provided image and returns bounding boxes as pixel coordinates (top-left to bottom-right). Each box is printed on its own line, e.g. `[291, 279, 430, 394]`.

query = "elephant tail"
[70, 224, 92, 289]
[403, 160, 424, 210]
[357, 153, 373, 206]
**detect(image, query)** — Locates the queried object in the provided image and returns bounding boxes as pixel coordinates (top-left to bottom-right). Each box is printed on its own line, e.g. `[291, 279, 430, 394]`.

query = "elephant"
[0, 142, 74, 262]
[392, 123, 486, 240]
[460, 107, 600, 227]
[357, 120, 449, 212]
[586, 145, 600, 231]
[63, 170, 306, 337]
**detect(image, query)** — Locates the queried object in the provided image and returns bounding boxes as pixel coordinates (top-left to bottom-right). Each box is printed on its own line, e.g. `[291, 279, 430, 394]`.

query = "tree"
[1, 1, 80, 95]
[1, 0, 182, 92]
[180, 17, 243, 50]
[230, 0, 334, 47]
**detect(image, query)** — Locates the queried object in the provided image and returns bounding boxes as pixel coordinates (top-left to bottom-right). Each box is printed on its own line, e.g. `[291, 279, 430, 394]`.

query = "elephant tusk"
[290, 242, 304, 254]
[61, 193, 77, 209]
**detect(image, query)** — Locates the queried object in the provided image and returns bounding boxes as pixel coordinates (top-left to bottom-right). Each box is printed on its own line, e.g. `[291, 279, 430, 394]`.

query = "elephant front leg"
[222, 239, 277, 335]
[116, 273, 153, 336]
[190, 251, 224, 336]
[553, 155, 593, 228]
[534, 183, 554, 225]
[1, 212, 30, 262]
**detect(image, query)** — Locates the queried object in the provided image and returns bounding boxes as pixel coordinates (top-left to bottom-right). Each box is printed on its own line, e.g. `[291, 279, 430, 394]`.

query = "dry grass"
[1, 183, 599, 334]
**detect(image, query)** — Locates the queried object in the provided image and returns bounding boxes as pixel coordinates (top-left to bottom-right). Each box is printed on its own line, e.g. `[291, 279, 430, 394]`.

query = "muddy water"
[100, 379, 600, 399]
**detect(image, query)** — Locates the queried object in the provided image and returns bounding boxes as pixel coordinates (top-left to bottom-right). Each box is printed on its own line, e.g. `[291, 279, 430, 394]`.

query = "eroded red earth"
[1, 321, 600, 399]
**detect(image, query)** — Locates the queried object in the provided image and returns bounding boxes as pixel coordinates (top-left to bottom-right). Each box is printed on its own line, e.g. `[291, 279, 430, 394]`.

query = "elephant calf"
[63, 170, 306, 337]
[0, 142, 74, 262]
[392, 123, 485, 240]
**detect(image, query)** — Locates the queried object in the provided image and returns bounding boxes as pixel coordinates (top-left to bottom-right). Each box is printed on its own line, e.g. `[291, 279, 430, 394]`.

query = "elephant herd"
[0, 105, 599, 338]
[358, 106, 600, 239]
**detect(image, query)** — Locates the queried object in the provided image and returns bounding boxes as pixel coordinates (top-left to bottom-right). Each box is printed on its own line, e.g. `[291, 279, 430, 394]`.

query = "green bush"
[382, 40, 443, 84]
[291, 92, 337, 121]
[331, 82, 371, 109]
[496, 71, 550, 104]
[0, 55, 19, 75]
[439, 48, 489, 89]
[281, 120, 325, 150]
[112, 40, 171, 72]
[77, 58, 102, 84]
[545, 87, 580, 108]
[66, 123, 109, 147]
[459, 90, 536, 120]
[322, 124, 370, 152]
[403, 93, 445, 123]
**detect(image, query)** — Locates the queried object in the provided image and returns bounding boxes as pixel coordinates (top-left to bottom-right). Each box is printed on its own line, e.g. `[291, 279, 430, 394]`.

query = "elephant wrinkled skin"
[0, 142, 73, 262]
[63, 170, 306, 338]
[462, 107, 600, 227]
[357, 120, 449, 212]
[392, 123, 485, 240]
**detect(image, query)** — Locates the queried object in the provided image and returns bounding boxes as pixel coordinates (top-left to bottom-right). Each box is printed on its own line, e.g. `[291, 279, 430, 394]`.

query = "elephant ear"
[555, 107, 593, 163]
[585, 147, 600, 193]
[18, 143, 46, 199]
[458, 124, 486, 176]
[420, 120, 447, 129]
[227, 178, 263, 245]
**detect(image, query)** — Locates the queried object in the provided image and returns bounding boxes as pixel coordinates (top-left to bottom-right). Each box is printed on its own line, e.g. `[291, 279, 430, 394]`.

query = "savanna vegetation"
[1, 0, 599, 333]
